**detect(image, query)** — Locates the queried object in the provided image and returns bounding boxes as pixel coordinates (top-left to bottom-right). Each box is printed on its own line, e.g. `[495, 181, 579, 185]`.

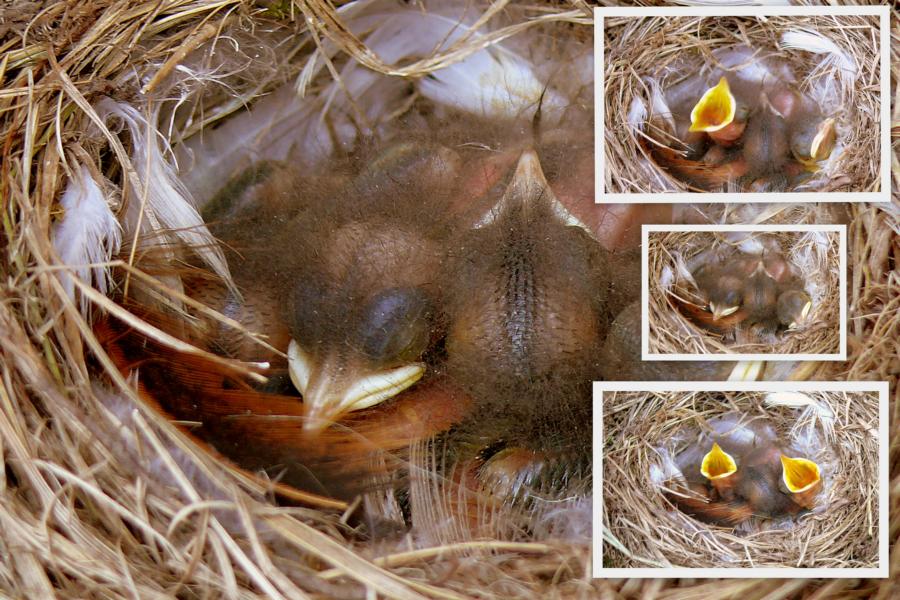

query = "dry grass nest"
[602, 390, 880, 569]
[603, 13, 882, 194]
[0, 1, 898, 598]
[647, 229, 842, 356]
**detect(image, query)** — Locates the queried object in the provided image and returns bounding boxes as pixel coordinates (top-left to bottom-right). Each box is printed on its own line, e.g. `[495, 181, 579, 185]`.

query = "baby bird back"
[444, 150, 607, 456]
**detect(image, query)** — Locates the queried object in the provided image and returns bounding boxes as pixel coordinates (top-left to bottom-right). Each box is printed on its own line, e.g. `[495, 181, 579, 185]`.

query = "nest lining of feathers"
[603, 14, 882, 194]
[647, 230, 842, 356]
[0, 0, 898, 598]
[601, 390, 880, 569]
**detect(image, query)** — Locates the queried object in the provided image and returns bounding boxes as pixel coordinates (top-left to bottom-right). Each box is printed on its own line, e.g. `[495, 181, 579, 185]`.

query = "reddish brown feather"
[95, 315, 472, 503]
[670, 295, 748, 333]
[648, 144, 750, 191]
[667, 490, 755, 527]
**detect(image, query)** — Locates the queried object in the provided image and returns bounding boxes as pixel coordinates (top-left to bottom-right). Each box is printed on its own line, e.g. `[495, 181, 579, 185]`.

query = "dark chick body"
[442, 151, 606, 503]
[687, 249, 811, 335]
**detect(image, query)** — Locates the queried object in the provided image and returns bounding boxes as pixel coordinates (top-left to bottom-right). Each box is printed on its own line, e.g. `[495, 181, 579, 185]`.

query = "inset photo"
[595, 5, 890, 202]
[593, 382, 888, 578]
[642, 224, 846, 361]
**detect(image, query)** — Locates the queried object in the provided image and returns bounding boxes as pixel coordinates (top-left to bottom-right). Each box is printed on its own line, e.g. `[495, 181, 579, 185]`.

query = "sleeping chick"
[440, 149, 607, 506]
[204, 139, 463, 432]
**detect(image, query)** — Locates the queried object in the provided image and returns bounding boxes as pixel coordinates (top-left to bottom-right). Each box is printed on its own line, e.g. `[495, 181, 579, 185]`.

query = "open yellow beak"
[701, 442, 738, 480]
[689, 77, 736, 133]
[288, 340, 425, 433]
[780, 455, 821, 493]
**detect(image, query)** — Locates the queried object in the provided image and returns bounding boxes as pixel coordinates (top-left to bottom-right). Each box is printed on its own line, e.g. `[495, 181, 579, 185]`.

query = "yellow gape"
[701, 442, 738, 480]
[689, 77, 736, 133]
[780, 455, 820, 493]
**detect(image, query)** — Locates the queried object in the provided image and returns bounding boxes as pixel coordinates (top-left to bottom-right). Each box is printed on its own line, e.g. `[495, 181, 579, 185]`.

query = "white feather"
[674, 1, 790, 5]
[95, 98, 233, 292]
[673, 252, 695, 283]
[647, 77, 675, 133]
[627, 96, 647, 131]
[711, 45, 796, 87]
[765, 391, 817, 408]
[418, 47, 564, 120]
[659, 265, 675, 290]
[350, 2, 568, 118]
[52, 165, 122, 314]
[650, 447, 683, 485]
[177, 0, 578, 206]
[780, 29, 857, 103]
[727, 361, 763, 381]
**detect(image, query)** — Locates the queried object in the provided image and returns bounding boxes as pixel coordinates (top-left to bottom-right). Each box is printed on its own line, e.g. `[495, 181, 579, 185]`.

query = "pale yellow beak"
[780, 455, 821, 493]
[809, 118, 837, 162]
[787, 300, 812, 330]
[689, 77, 736, 133]
[288, 340, 425, 433]
[701, 442, 738, 481]
[710, 302, 740, 321]
[795, 117, 837, 170]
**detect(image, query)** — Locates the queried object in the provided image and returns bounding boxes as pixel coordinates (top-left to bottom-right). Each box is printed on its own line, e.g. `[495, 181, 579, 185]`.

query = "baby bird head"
[689, 77, 736, 134]
[287, 281, 435, 433]
[706, 274, 744, 321]
[780, 454, 822, 509]
[791, 117, 837, 169]
[776, 289, 812, 330]
[701, 442, 739, 497]
[742, 93, 791, 177]
[275, 141, 458, 433]
[742, 264, 778, 318]
[445, 149, 607, 406]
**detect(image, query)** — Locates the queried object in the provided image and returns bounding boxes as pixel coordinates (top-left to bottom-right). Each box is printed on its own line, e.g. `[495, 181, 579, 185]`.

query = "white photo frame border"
[591, 380, 890, 579]
[640, 223, 847, 362]
[593, 5, 891, 203]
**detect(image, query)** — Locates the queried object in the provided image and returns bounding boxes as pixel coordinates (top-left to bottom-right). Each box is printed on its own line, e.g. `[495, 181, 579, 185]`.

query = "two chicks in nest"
[665, 415, 824, 527]
[675, 248, 813, 341]
[193, 121, 613, 506]
[650, 47, 838, 192]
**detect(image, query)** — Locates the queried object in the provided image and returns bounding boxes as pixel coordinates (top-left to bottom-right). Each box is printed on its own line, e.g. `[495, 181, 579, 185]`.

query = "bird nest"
[646, 228, 842, 356]
[0, 1, 898, 598]
[603, 13, 882, 194]
[601, 390, 881, 569]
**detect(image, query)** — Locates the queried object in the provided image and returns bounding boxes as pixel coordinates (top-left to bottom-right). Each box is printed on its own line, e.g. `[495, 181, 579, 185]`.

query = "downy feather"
[177, 0, 575, 206]
[52, 165, 122, 314]
[780, 29, 857, 104]
[95, 98, 234, 293]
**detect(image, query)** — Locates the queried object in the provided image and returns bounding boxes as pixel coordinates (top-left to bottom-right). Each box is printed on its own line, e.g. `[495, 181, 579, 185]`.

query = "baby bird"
[741, 94, 792, 192]
[685, 249, 811, 336]
[743, 260, 780, 323]
[648, 45, 838, 193]
[668, 420, 823, 526]
[777, 289, 813, 330]
[440, 149, 608, 503]
[693, 261, 745, 322]
[205, 140, 462, 433]
[773, 89, 838, 170]
[599, 302, 759, 381]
